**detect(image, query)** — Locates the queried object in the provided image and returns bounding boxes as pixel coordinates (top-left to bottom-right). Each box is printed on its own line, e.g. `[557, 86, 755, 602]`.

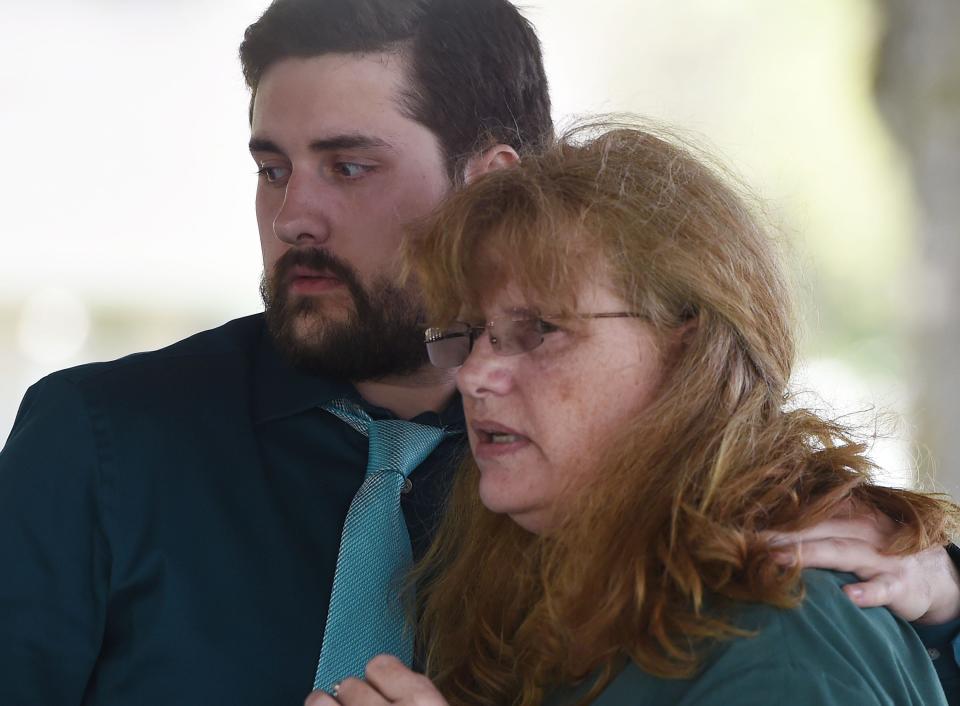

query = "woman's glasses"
[424, 310, 642, 368]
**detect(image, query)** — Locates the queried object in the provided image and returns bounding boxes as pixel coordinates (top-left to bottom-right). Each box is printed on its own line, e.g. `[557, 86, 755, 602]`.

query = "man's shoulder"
[28, 314, 266, 413]
[48, 314, 264, 387]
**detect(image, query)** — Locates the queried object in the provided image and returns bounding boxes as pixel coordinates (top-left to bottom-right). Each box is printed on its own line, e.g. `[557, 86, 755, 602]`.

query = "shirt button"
[928, 648, 941, 660]
[401, 478, 413, 494]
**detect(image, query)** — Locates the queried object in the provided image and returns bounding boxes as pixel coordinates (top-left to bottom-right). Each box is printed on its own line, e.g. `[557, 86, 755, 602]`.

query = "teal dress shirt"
[0, 315, 465, 705]
[546, 570, 947, 705]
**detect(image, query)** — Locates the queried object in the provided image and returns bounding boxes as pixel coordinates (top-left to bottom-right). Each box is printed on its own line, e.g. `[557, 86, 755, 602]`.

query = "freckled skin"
[457, 278, 669, 533]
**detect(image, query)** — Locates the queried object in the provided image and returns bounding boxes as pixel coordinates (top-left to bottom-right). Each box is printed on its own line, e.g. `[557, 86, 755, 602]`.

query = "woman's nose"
[455, 332, 514, 399]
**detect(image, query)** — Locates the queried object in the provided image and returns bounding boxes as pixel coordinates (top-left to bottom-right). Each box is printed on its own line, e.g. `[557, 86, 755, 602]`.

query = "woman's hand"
[768, 513, 960, 625]
[304, 655, 449, 706]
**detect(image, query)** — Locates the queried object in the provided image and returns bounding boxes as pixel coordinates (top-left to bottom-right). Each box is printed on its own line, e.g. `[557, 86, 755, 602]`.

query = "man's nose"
[455, 333, 514, 399]
[273, 171, 332, 246]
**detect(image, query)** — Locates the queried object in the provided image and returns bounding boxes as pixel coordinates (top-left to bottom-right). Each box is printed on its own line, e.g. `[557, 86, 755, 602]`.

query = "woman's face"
[456, 278, 670, 533]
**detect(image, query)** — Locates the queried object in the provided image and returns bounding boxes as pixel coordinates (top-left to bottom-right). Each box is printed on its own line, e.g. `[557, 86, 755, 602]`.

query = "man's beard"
[261, 248, 430, 380]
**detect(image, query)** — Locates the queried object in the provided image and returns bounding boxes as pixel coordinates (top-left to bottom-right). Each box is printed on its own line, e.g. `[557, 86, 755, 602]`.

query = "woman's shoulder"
[754, 568, 931, 664]
[585, 569, 945, 706]
[765, 567, 912, 640]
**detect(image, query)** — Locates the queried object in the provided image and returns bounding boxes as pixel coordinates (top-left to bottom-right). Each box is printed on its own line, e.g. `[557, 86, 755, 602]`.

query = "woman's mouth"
[471, 421, 531, 459]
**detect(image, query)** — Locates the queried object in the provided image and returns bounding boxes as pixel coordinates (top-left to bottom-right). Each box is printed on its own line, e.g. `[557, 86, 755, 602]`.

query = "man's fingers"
[847, 573, 929, 622]
[913, 546, 960, 624]
[772, 541, 933, 622]
[843, 574, 899, 608]
[765, 515, 960, 625]
[365, 655, 446, 704]
[774, 537, 894, 579]
[765, 513, 895, 549]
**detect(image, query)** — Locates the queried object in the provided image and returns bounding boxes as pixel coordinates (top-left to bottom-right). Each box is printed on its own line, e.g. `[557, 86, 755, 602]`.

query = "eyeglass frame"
[423, 310, 644, 368]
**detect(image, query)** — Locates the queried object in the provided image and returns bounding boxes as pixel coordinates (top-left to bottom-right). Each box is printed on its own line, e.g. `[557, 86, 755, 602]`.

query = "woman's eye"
[536, 319, 561, 334]
[332, 162, 374, 179]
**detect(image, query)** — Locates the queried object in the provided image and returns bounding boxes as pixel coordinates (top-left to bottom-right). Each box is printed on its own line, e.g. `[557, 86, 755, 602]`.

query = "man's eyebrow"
[308, 134, 393, 152]
[249, 137, 283, 155]
[248, 135, 393, 155]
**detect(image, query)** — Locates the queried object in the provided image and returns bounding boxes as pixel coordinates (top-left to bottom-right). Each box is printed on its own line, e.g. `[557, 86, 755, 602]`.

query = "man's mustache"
[273, 247, 360, 287]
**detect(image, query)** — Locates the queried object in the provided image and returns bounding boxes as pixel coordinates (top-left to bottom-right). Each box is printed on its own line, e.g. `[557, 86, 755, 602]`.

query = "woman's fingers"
[305, 689, 340, 706]
[304, 658, 449, 706]
[305, 677, 391, 706]
[364, 655, 449, 705]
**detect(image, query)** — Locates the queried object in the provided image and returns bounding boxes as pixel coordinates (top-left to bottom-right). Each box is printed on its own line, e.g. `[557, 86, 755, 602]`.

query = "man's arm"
[770, 516, 960, 623]
[0, 374, 109, 703]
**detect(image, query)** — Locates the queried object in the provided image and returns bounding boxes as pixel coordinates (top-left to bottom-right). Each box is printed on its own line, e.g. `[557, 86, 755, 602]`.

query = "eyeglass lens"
[425, 311, 641, 368]
[425, 324, 473, 368]
[425, 317, 546, 368]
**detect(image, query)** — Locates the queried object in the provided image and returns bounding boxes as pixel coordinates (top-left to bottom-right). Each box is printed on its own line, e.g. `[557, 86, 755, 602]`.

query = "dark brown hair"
[405, 123, 960, 705]
[239, 0, 553, 178]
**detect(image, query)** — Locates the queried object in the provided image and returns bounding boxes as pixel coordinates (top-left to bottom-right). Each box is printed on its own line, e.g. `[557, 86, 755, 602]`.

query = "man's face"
[250, 53, 452, 379]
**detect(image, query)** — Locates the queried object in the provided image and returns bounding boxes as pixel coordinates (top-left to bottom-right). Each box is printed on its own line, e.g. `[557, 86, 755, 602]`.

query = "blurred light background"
[2, 0, 958, 493]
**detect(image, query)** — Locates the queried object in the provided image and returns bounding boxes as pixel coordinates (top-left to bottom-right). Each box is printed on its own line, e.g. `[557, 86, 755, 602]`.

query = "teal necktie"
[313, 399, 447, 692]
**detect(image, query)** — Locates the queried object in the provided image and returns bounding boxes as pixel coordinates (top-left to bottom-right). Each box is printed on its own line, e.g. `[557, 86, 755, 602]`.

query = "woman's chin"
[478, 486, 550, 534]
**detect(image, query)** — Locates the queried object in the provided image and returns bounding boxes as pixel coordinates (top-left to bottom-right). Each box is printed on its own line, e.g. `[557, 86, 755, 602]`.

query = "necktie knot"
[324, 400, 447, 480]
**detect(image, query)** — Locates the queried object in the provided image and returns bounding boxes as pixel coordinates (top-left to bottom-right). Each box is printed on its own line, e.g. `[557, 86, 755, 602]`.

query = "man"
[0, 1, 957, 704]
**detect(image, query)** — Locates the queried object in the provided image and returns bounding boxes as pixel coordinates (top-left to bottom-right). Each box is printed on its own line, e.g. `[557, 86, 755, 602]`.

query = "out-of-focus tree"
[874, 0, 960, 494]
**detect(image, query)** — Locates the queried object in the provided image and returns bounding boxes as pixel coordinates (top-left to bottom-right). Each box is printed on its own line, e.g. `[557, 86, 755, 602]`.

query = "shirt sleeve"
[0, 374, 110, 704]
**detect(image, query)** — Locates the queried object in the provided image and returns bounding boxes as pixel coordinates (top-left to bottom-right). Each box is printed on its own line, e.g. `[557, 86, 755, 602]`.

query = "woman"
[312, 124, 956, 704]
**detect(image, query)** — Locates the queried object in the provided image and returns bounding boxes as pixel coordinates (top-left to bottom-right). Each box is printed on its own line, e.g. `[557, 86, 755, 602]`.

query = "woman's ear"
[462, 144, 520, 184]
[680, 317, 698, 345]
[674, 315, 699, 350]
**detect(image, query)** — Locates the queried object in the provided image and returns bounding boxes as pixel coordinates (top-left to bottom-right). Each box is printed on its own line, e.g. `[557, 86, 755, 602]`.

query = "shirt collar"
[253, 328, 465, 432]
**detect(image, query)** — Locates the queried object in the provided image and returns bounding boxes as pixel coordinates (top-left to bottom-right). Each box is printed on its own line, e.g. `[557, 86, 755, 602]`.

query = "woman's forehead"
[464, 274, 624, 319]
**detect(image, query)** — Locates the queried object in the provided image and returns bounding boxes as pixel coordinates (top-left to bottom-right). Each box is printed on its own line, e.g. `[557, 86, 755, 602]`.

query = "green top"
[547, 570, 946, 706]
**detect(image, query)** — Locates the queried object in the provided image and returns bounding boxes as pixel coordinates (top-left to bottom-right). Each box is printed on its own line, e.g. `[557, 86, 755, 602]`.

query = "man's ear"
[462, 144, 520, 185]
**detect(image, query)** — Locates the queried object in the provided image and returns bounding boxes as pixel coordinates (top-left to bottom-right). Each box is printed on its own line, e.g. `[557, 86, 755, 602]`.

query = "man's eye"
[256, 165, 290, 184]
[332, 162, 374, 179]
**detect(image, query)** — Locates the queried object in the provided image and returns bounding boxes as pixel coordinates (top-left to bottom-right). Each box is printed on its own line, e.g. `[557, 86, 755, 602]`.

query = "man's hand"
[768, 514, 960, 625]
[305, 655, 449, 706]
